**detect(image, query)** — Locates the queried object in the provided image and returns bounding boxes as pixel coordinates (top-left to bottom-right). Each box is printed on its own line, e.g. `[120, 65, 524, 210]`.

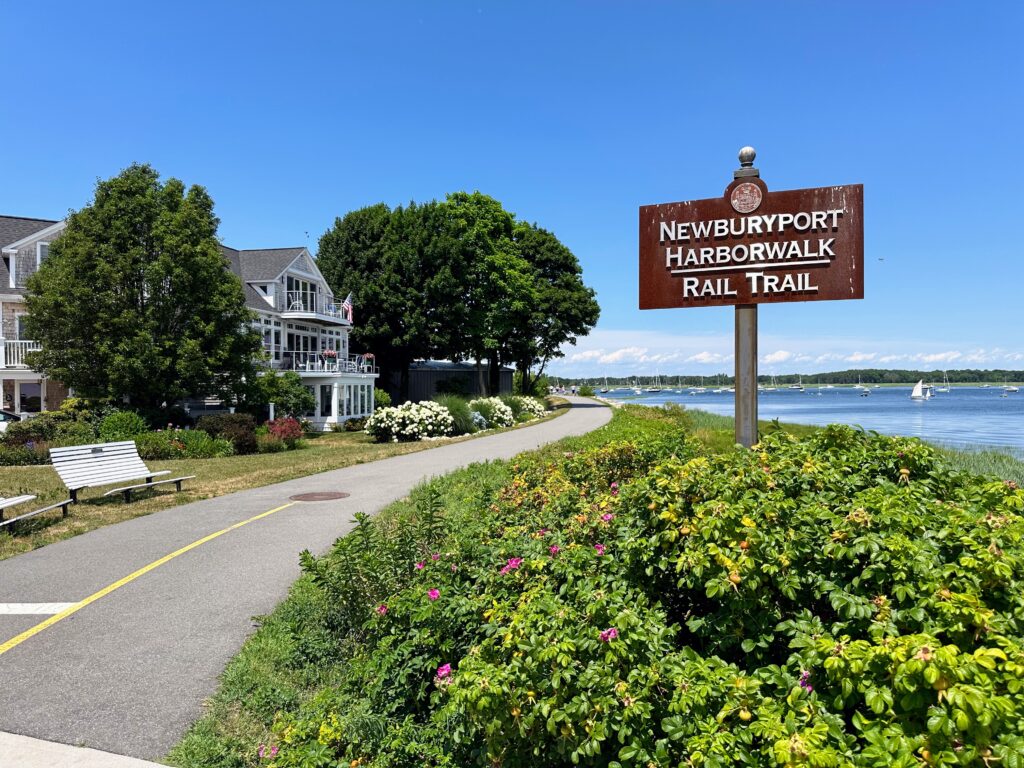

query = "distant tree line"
[316, 192, 599, 401]
[555, 369, 1024, 387]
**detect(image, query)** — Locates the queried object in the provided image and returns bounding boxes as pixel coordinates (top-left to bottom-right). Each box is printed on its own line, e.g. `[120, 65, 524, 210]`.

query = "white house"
[0, 214, 377, 428]
[0, 215, 67, 413]
[220, 244, 378, 430]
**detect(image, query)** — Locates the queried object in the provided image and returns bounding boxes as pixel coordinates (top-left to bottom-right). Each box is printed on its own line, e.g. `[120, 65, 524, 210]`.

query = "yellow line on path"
[0, 501, 298, 658]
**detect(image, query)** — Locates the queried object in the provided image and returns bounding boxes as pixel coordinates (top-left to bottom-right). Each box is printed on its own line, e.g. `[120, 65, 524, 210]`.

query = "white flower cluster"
[366, 400, 455, 442]
[514, 396, 547, 419]
[469, 397, 516, 428]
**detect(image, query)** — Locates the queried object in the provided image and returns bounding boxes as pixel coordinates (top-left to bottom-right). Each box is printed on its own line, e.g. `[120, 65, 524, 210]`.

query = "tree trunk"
[488, 351, 501, 395]
[474, 358, 486, 396]
[399, 357, 411, 403]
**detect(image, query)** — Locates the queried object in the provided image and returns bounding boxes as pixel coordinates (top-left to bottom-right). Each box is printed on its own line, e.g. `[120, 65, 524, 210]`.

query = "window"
[15, 315, 28, 340]
[320, 385, 332, 417]
[36, 242, 49, 268]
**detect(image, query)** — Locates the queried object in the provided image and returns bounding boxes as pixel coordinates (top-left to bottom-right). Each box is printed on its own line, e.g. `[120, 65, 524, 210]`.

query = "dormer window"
[37, 242, 49, 268]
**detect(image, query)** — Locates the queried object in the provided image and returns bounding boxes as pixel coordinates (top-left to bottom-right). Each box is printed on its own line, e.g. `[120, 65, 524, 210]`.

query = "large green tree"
[316, 192, 599, 400]
[509, 222, 600, 395]
[26, 164, 260, 409]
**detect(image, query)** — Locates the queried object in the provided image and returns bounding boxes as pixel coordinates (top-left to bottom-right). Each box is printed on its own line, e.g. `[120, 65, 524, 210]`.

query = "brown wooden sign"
[639, 179, 864, 309]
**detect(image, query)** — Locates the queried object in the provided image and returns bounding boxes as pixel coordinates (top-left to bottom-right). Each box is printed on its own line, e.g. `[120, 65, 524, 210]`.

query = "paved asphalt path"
[0, 398, 610, 762]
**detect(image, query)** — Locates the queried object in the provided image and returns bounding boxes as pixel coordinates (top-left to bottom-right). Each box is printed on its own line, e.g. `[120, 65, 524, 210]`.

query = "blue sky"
[2, 2, 1020, 377]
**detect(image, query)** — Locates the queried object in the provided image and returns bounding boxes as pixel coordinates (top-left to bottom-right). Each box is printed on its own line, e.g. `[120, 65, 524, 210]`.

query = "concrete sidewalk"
[0, 398, 610, 764]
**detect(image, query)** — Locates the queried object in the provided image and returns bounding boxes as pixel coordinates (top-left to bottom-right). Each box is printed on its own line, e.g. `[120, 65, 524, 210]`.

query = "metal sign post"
[638, 147, 864, 449]
[733, 148, 759, 447]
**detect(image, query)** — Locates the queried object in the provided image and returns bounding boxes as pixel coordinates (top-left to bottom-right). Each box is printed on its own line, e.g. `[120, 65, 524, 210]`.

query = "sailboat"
[935, 372, 950, 393]
[1003, 380, 1020, 393]
[910, 380, 933, 400]
[644, 375, 662, 393]
[690, 375, 707, 395]
[600, 377, 609, 394]
[788, 376, 804, 391]
[853, 375, 866, 391]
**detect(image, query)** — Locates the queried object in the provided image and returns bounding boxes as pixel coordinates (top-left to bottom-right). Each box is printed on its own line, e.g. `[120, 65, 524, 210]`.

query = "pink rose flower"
[599, 627, 619, 643]
[500, 557, 524, 575]
[431, 553, 441, 561]
[602, 513, 614, 522]
[549, 545, 560, 556]
[594, 543, 606, 556]
[376, 604, 388, 616]
[415, 561, 425, 570]
[428, 588, 440, 601]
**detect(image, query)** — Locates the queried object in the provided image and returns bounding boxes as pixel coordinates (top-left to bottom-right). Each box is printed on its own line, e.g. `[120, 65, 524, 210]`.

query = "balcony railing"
[276, 291, 350, 322]
[266, 351, 377, 375]
[0, 339, 41, 369]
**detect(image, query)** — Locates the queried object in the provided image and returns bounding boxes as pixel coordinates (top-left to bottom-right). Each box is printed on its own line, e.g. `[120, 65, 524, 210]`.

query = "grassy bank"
[0, 399, 569, 561]
[168, 403, 1024, 767]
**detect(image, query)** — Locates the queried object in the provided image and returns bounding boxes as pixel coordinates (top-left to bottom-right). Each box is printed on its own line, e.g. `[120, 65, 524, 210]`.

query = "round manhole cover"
[289, 492, 351, 502]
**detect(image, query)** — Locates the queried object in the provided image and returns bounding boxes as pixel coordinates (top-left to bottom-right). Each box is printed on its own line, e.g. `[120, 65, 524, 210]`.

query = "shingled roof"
[219, 245, 306, 282]
[0, 215, 59, 249]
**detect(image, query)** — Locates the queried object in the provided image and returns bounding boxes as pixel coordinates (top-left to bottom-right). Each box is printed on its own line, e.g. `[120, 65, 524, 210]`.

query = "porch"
[301, 373, 377, 432]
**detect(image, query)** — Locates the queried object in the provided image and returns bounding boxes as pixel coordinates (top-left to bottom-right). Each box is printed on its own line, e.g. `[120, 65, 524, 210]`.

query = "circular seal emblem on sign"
[730, 182, 762, 214]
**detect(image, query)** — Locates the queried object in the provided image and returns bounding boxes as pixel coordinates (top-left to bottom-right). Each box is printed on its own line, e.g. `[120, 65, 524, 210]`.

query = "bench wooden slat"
[48, 440, 191, 501]
[0, 495, 37, 511]
[0, 497, 72, 530]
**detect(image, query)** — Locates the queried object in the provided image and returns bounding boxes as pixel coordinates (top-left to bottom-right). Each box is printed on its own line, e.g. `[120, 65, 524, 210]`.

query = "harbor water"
[601, 386, 1024, 455]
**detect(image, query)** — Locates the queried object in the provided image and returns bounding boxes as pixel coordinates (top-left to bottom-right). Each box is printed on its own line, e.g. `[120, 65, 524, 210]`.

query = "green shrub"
[48, 421, 101, 448]
[190, 414, 1024, 768]
[134, 429, 232, 460]
[257, 434, 287, 453]
[343, 417, 367, 432]
[98, 410, 149, 441]
[373, 388, 392, 409]
[498, 394, 524, 418]
[432, 395, 476, 435]
[577, 383, 595, 396]
[0, 442, 49, 465]
[197, 413, 258, 455]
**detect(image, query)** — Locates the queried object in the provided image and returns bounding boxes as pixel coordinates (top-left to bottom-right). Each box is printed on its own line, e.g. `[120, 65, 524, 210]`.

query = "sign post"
[638, 147, 864, 447]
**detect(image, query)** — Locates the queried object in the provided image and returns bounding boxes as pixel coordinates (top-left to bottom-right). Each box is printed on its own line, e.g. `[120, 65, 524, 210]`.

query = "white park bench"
[49, 441, 196, 503]
[0, 494, 72, 532]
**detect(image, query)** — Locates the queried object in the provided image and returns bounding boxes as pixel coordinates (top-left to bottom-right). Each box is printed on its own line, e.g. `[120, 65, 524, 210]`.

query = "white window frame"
[36, 242, 49, 269]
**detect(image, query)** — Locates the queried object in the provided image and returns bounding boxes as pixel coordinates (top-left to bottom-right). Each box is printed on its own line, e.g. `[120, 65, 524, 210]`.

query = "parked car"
[0, 410, 21, 432]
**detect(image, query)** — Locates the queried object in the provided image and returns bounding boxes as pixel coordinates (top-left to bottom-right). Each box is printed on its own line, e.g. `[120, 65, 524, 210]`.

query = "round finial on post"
[738, 146, 756, 167]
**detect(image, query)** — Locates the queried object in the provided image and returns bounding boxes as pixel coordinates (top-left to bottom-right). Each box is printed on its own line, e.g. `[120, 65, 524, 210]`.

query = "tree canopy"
[315, 192, 599, 399]
[26, 164, 260, 409]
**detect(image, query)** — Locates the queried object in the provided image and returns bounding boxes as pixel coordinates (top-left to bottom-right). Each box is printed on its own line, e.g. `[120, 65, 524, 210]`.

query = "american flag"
[341, 292, 353, 322]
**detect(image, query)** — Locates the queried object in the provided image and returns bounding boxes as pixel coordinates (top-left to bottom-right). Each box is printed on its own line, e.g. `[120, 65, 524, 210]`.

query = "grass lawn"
[0, 399, 570, 562]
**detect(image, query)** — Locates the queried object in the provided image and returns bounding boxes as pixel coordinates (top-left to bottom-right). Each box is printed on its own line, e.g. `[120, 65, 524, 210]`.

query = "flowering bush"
[468, 397, 515, 428]
[513, 396, 547, 420]
[267, 416, 303, 447]
[180, 409, 1024, 768]
[365, 400, 454, 442]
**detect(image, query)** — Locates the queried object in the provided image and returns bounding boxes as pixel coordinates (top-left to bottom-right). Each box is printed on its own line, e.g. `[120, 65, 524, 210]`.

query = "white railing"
[277, 291, 349, 321]
[266, 350, 377, 375]
[0, 340, 41, 368]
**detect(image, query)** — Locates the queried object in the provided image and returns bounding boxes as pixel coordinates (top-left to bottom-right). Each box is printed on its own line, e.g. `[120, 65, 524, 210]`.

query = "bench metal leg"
[175, 480, 183, 492]
[122, 489, 133, 503]
[61, 501, 69, 519]
[70, 488, 78, 504]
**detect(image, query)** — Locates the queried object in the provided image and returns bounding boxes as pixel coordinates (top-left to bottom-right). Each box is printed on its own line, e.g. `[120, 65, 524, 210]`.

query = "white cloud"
[845, 352, 877, 363]
[687, 351, 731, 364]
[545, 329, 1024, 378]
[762, 350, 793, 364]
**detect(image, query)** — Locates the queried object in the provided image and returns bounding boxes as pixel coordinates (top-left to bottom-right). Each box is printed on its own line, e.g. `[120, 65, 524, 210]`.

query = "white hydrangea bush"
[468, 397, 515, 428]
[514, 396, 547, 420]
[366, 401, 455, 442]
